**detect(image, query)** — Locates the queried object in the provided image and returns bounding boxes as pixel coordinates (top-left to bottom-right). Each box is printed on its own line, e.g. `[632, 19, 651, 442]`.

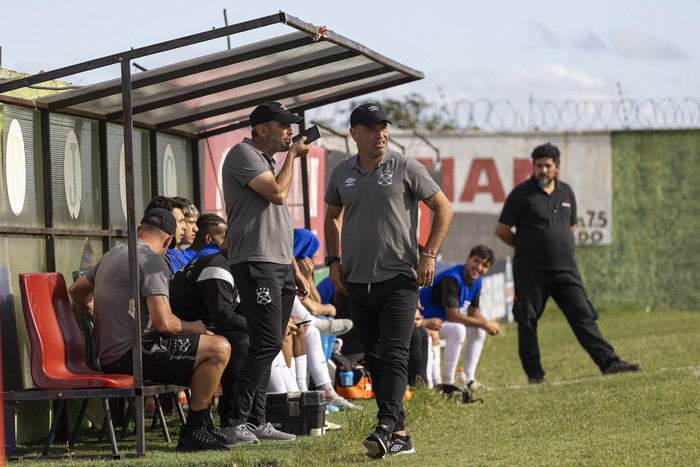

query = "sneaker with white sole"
[324, 420, 342, 430]
[177, 421, 230, 452]
[252, 422, 296, 441]
[363, 424, 391, 459]
[388, 434, 416, 456]
[326, 395, 361, 410]
[314, 318, 353, 336]
[222, 423, 259, 444]
[467, 379, 489, 391]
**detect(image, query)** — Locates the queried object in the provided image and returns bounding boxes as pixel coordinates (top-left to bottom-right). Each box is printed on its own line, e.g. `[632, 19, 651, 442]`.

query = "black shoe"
[387, 434, 416, 456]
[363, 424, 391, 459]
[177, 422, 231, 452]
[603, 359, 641, 375]
[528, 376, 546, 384]
[207, 416, 237, 447]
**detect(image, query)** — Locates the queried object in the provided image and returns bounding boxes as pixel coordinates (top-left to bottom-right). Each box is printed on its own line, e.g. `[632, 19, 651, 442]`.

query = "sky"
[2, 1, 697, 126]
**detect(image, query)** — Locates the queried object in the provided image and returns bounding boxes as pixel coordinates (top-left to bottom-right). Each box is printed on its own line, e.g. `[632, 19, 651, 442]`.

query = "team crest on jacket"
[256, 287, 271, 305]
[378, 170, 394, 186]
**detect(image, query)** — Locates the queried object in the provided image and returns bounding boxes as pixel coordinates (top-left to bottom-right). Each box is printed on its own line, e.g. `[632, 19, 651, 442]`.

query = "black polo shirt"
[499, 177, 578, 271]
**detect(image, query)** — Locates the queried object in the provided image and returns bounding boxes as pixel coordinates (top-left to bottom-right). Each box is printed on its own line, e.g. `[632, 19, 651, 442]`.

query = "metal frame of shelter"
[0, 11, 422, 455]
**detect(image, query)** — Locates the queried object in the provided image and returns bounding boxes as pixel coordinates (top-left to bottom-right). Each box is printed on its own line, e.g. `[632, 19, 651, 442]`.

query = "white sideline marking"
[489, 365, 700, 391]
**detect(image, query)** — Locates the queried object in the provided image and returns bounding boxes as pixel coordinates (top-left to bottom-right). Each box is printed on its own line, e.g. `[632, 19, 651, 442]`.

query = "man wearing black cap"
[221, 102, 314, 443]
[324, 103, 454, 458]
[69, 208, 233, 451]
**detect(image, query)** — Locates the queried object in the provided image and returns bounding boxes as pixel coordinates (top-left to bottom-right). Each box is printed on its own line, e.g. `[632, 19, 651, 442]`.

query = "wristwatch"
[324, 256, 341, 267]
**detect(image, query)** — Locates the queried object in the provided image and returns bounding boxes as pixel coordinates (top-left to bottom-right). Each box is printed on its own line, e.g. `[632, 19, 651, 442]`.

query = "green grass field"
[9, 307, 700, 466]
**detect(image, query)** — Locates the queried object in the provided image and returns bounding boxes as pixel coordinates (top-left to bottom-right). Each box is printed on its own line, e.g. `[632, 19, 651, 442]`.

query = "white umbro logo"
[345, 177, 356, 187]
[389, 444, 403, 452]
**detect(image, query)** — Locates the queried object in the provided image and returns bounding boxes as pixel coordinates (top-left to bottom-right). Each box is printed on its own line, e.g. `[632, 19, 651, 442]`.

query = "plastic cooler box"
[265, 390, 326, 436]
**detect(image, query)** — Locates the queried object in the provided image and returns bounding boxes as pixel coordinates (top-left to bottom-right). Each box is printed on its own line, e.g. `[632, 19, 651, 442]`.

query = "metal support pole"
[299, 112, 311, 229]
[120, 56, 146, 456]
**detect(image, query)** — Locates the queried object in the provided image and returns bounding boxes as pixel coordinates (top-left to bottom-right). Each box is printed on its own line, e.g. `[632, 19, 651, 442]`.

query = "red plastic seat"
[19, 272, 133, 389]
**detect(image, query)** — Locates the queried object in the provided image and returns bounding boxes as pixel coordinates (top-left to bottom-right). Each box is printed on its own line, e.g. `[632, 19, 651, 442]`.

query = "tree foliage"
[350, 92, 457, 130]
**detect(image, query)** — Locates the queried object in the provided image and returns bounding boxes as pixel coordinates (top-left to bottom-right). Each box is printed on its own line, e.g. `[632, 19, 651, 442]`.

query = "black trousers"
[214, 329, 268, 425]
[408, 326, 429, 386]
[348, 275, 417, 433]
[230, 262, 296, 425]
[512, 268, 617, 379]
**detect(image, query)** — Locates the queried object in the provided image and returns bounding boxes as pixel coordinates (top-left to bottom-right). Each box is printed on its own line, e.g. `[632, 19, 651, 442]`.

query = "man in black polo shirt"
[495, 142, 640, 384]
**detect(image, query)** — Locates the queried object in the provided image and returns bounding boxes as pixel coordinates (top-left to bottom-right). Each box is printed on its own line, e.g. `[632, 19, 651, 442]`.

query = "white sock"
[305, 326, 332, 387]
[267, 354, 288, 393]
[432, 344, 442, 385]
[295, 355, 308, 391]
[463, 326, 487, 381]
[272, 351, 299, 392]
[320, 382, 338, 400]
[441, 322, 466, 384]
[426, 335, 434, 388]
[289, 356, 297, 380]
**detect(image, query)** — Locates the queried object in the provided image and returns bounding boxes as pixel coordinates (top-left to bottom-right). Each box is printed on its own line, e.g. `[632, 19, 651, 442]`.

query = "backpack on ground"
[435, 383, 483, 404]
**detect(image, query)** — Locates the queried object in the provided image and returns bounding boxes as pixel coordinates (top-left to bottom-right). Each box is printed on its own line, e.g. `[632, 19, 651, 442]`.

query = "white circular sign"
[119, 143, 127, 221]
[5, 119, 27, 216]
[162, 144, 178, 197]
[64, 130, 82, 219]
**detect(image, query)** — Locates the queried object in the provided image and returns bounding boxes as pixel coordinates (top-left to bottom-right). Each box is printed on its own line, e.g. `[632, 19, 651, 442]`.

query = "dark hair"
[196, 213, 226, 233]
[531, 142, 560, 166]
[469, 244, 495, 266]
[145, 195, 175, 212]
[172, 196, 199, 218]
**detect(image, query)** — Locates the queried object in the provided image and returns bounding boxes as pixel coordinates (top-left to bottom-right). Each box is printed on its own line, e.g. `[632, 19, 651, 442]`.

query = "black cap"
[250, 102, 303, 127]
[350, 103, 392, 128]
[140, 208, 178, 236]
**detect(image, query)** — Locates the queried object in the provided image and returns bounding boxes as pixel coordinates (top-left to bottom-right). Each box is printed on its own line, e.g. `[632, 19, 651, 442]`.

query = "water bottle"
[456, 368, 468, 388]
[339, 369, 354, 387]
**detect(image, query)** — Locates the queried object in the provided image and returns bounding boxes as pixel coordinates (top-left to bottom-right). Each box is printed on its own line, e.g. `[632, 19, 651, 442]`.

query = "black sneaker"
[363, 424, 392, 459]
[528, 376, 546, 384]
[207, 417, 237, 447]
[603, 359, 641, 375]
[387, 434, 416, 456]
[177, 422, 230, 452]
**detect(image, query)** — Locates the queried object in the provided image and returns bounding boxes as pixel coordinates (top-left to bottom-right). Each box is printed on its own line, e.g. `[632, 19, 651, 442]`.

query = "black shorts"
[101, 334, 200, 387]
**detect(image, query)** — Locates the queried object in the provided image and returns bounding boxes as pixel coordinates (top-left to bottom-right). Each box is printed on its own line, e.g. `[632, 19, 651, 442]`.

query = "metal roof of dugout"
[0, 12, 423, 138]
[0, 11, 423, 456]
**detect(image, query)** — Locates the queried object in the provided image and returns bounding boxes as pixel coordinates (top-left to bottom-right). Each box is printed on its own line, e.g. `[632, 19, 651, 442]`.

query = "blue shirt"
[419, 264, 482, 320]
[165, 248, 192, 275]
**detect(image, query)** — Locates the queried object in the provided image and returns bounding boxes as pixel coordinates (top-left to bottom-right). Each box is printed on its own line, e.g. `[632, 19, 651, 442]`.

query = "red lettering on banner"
[417, 158, 433, 171]
[440, 158, 454, 201]
[513, 158, 532, 187]
[459, 158, 505, 202]
[417, 157, 454, 201]
[416, 158, 435, 246]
